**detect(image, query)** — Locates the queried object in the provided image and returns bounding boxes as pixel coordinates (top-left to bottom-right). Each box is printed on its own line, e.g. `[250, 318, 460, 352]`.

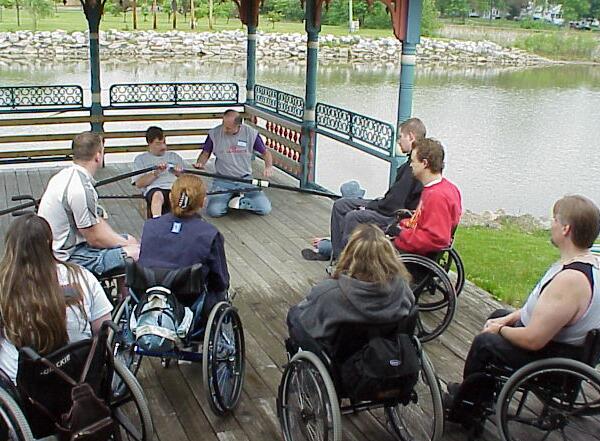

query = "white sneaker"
[228, 195, 242, 209]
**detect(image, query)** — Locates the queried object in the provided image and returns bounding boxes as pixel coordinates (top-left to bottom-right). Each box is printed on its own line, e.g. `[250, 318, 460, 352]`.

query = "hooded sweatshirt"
[287, 274, 415, 344]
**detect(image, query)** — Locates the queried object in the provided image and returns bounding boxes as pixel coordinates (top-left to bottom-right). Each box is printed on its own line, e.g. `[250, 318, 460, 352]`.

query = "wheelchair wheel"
[496, 357, 600, 441]
[111, 358, 154, 441]
[0, 388, 33, 441]
[202, 302, 245, 416]
[99, 272, 126, 306]
[399, 254, 457, 342]
[277, 351, 342, 441]
[433, 248, 465, 301]
[386, 350, 443, 441]
[109, 297, 142, 395]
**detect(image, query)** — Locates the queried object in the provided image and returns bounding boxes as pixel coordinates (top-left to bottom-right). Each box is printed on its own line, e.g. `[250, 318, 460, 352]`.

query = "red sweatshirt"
[394, 178, 462, 255]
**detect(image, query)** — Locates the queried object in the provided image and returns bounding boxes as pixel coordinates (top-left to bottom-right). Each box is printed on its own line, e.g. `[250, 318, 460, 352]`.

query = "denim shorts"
[68, 242, 126, 277]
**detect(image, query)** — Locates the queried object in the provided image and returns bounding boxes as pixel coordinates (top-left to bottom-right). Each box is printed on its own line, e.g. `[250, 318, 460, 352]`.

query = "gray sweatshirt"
[288, 274, 415, 343]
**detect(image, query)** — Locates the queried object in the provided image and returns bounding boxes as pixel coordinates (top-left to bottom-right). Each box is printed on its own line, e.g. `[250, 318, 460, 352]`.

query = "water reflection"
[1, 60, 599, 216]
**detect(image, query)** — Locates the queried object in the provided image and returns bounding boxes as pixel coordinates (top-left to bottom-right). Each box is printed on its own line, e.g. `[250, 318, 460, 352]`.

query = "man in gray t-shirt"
[193, 110, 274, 217]
[132, 126, 185, 218]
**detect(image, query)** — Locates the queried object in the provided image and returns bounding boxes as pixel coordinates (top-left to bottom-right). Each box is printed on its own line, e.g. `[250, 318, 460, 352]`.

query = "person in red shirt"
[391, 138, 462, 255]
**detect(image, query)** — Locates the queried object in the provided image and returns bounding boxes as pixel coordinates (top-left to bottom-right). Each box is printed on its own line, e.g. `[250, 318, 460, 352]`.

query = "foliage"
[422, 0, 442, 36]
[515, 31, 597, 60]
[0, 0, 14, 22]
[24, 0, 52, 30]
[454, 225, 558, 306]
[518, 18, 553, 29]
[561, 0, 591, 21]
[104, 0, 122, 16]
[445, 0, 469, 22]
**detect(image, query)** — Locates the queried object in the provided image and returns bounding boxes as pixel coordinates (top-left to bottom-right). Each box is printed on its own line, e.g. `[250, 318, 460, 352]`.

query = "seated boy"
[132, 126, 185, 218]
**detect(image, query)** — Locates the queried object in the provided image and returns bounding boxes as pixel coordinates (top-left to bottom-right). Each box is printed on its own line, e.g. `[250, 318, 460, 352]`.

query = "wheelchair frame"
[0, 326, 153, 441]
[277, 340, 444, 441]
[111, 284, 246, 417]
[452, 330, 600, 441]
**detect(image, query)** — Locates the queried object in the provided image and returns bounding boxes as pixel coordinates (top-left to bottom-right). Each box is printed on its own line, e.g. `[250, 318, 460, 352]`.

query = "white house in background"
[525, 2, 564, 25]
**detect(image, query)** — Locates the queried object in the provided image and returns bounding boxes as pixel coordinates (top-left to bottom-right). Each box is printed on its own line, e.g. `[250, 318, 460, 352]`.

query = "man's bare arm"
[80, 219, 137, 249]
[193, 150, 211, 169]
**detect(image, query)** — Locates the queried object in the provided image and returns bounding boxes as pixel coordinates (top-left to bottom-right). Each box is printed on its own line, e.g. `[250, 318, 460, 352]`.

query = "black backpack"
[339, 331, 420, 403]
[17, 334, 115, 441]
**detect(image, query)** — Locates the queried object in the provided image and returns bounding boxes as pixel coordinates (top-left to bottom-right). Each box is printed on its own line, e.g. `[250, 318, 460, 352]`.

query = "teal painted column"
[300, 0, 320, 189]
[85, 6, 104, 134]
[391, 0, 422, 185]
[246, 24, 257, 104]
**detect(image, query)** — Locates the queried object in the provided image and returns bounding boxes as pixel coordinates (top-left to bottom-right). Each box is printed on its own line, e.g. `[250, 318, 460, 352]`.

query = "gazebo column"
[300, 0, 322, 189]
[82, 0, 105, 134]
[246, 23, 257, 104]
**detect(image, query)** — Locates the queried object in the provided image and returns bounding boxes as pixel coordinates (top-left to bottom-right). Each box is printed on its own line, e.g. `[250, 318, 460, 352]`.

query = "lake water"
[1, 59, 599, 217]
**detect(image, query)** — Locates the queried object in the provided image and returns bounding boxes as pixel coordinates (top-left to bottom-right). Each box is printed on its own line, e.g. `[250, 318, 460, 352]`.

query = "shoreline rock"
[460, 209, 551, 231]
[0, 29, 550, 66]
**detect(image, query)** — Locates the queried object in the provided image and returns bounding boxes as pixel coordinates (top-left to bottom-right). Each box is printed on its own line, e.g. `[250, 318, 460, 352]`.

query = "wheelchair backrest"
[328, 305, 419, 364]
[582, 328, 600, 367]
[16, 330, 113, 438]
[126, 260, 206, 300]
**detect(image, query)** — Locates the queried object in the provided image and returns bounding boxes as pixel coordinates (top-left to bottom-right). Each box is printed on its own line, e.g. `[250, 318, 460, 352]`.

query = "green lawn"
[0, 6, 396, 37]
[454, 225, 558, 307]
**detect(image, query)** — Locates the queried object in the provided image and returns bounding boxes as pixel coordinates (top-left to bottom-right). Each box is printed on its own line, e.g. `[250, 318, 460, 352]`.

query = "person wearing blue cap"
[302, 118, 426, 262]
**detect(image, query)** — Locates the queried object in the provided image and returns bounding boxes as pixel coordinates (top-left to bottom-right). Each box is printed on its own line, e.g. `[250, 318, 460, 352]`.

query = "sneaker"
[301, 248, 330, 261]
[228, 195, 242, 209]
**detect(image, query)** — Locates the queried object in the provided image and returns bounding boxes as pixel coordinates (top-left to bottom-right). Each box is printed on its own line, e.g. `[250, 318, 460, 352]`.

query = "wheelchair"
[278, 308, 444, 441]
[450, 329, 600, 441]
[0, 322, 153, 441]
[110, 260, 245, 416]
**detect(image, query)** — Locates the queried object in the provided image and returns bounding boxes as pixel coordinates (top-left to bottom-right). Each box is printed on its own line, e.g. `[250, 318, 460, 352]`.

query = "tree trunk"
[190, 0, 195, 29]
[132, 0, 137, 29]
[152, 0, 157, 29]
[172, 8, 176, 28]
[16, 0, 20, 26]
[208, 0, 213, 30]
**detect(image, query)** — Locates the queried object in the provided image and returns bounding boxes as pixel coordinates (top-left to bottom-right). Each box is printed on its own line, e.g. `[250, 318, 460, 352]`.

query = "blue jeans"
[205, 179, 272, 218]
[69, 242, 126, 277]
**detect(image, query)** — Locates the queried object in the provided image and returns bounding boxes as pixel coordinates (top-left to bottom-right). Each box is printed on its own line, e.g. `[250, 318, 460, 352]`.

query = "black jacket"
[366, 160, 422, 217]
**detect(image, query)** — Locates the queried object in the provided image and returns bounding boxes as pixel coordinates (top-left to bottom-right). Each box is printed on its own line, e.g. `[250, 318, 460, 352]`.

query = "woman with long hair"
[287, 223, 414, 346]
[0, 214, 113, 382]
[138, 174, 229, 310]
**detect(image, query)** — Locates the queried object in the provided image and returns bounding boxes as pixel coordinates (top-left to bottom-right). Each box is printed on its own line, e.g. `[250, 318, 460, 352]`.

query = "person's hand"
[173, 165, 183, 176]
[262, 165, 274, 178]
[483, 316, 510, 331]
[192, 161, 204, 170]
[385, 223, 401, 237]
[122, 234, 139, 246]
[154, 163, 167, 176]
[482, 321, 504, 335]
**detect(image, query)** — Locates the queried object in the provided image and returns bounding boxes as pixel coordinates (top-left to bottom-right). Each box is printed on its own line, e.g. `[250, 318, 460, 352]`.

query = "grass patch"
[514, 31, 599, 60]
[454, 225, 558, 307]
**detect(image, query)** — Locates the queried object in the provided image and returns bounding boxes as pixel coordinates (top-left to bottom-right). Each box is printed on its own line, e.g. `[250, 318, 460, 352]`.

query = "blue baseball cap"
[340, 180, 366, 199]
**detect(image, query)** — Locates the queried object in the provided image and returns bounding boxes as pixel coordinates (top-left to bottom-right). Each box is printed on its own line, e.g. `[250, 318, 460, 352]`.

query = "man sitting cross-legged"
[445, 195, 600, 428]
[302, 117, 426, 262]
[38, 131, 139, 277]
[132, 126, 184, 218]
[390, 138, 462, 256]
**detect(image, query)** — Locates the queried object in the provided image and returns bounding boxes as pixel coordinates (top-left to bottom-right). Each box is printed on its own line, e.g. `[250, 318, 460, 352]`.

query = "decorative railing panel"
[0, 86, 84, 110]
[109, 82, 239, 106]
[316, 103, 394, 154]
[254, 85, 304, 121]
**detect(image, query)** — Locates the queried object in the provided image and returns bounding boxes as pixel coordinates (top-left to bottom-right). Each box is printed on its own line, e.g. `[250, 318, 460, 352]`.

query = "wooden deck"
[0, 163, 585, 441]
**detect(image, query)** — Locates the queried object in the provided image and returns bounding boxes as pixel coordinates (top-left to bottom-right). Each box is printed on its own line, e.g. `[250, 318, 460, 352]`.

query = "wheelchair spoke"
[114, 407, 143, 441]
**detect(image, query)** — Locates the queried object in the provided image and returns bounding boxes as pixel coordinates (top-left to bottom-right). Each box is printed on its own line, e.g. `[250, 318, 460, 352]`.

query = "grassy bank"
[454, 224, 558, 307]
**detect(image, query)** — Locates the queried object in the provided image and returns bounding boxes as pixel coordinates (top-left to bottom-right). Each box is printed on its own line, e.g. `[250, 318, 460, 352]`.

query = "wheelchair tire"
[111, 358, 154, 441]
[399, 254, 457, 342]
[386, 350, 443, 441]
[277, 350, 342, 441]
[431, 248, 465, 303]
[202, 302, 245, 416]
[496, 357, 600, 441]
[0, 388, 33, 441]
[110, 297, 143, 395]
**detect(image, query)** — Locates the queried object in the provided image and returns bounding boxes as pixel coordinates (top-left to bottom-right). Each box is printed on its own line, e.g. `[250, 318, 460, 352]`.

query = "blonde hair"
[334, 224, 411, 284]
[0, 215, 85, 354]
[170, 175, 206, 218]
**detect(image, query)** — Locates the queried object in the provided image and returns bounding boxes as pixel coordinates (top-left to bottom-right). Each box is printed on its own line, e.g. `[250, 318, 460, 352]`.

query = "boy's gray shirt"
[132, 151, 185, 196]
[209, 124, 258, 178]
[288, 274, 415, 342]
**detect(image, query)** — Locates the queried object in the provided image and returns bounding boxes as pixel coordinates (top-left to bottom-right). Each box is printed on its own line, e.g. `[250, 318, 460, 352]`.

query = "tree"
[590, 0, 600, 17]
[561, 0, 590, 20]
[0, 0, 14, 22]
[421, 0, 441, 36]
[24, 0, 52, 30]
[505, 0, 524, 18]
[446, 0, 469, 21]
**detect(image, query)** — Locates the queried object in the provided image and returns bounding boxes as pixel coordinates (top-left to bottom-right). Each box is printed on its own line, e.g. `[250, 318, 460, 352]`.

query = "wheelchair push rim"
[399, 254, 457, 343]
[386, 350, 444, 441]
[496, 357, 600, 441]
[111, 358, 154, 441]
[428, 247, 465, 306]
[0, 387, 33, 441]
[202, 302, 245, 416]
[110, 297, 143, 396]
[277, 351, 342, 441]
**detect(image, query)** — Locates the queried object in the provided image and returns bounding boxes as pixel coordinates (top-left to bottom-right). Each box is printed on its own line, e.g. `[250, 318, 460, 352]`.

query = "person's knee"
[152, 191, 164, 205]
[205, 197, 228, 218]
